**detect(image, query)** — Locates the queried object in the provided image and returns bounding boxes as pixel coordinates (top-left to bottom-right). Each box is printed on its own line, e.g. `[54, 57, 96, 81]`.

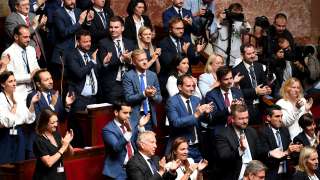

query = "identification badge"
[57, 166, 64, 173]
[9, 128, 18, 135]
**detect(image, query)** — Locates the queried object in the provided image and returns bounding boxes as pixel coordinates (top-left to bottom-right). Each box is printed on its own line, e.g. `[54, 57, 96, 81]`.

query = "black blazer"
[65, 48, 99, 96]
[123, 15, 152, 45]
[97, 37, 136, 103]
[126, 153, 177, 180]
[292, 170, 320, 180]
[214, 125, 263, 180]
[259, 125, 291, 179]
[89, 8, 114, 50]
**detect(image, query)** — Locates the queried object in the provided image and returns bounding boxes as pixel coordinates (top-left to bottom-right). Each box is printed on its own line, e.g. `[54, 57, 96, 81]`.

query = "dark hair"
[228, 3, 243, 12]
[113, 100, 131, 112]
[169, 55, 188, 78]
[240, 43, 254, 54]
[274, 13, 287, 22]
[298, 113, 314, 130]
[169, 17, 184, 29]
[216, 66, 232, 81]
[126, 0, 147, 16]
[176, 74, 193, 86]
[231, 103, 247, 117]
[266, 104, 282, 117]
[13, 24, 29, 36]
[33, 69, 48, 84]
[0, 71, 14, 90]
[36, 109, 58, 134]
[109, 16, 125, 26]
[167, 137, 188, 161]
[76, 29, 91, 41]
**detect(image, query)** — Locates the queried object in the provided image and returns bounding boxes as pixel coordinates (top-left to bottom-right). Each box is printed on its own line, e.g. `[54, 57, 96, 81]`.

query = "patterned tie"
[83, 53, 95, 94]
[98, 11, 107, 29]
[249, 65, 257, 88]
[21, 50, 30, 73]
[120, 125, 133, 159]
[115, 40, 122, 58]
[139, 74, 148, 115]
[147, 159, 158, 175]
[25, 16, 30, 26]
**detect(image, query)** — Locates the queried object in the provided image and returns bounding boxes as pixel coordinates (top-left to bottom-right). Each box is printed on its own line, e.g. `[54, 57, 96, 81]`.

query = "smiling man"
[122, 49, 162, 130]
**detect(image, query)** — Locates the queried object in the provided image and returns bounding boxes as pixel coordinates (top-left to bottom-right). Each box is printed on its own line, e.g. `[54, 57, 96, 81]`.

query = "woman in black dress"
[33, 109, 74, 180]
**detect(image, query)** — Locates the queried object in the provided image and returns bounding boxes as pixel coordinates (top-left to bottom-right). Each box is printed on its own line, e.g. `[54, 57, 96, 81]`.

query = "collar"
[220, 88, 231, 96]
[233, 126, 244, 138]
[17, 12, 28, 19]
[13, 42, 26, 51]
[271, 126, 279, 134]
[169, 35, 179, 43]
[243, 61, 253, 70]
[136, 70, 146, 76]
[173, 6, 182, 13]
[64, 7, 74, 13]
[77, 48, 86, 57]
[179, 94, 190, 104]
[93, 6, 104, 13]
[305, 132, 316, 142]
[114, 119, 122, 127]
[139, 151, 151, 160]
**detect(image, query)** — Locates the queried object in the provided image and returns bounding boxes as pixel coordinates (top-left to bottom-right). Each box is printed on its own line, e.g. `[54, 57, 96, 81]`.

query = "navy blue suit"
[122, 70, 162, 129]
[166, 94, 202, 161]
[51, 7, 84, 65]
[162, 6, 194, 41]
[97, 38, 136, 104]
[204, 87, 243, 126]
[102, 120, 137, 179]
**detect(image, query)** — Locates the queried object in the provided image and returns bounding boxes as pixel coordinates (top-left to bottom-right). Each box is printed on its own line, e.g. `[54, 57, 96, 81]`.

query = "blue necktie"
[22, 50, 30, 73]
[147, 159, 158, 174]
[139, 74, 148, 115]
[47, 92, 52, 105]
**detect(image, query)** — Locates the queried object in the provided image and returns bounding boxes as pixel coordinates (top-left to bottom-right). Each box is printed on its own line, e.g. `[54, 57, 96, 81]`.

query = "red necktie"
[224, 92, 230, 107]
[25, 16, 30, 26]
[120, 125, 133, 159]
[25, 16, 42, 59]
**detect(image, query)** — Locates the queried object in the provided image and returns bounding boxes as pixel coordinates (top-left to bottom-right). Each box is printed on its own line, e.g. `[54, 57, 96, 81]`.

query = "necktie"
[240, 130, 252, 163]
[276, 130, 287, 173]
[186, 100, 196, 142]
[120, 125, 133, 159]
[47, 92, 52, 105]
[25, 16, 30, 26]
[84, 53, 95, 94]
[178, 9, 183, 19]
[249, 65, 257, 88]
[147, 159, 158, 174]
[115, 40, 122, 58]
[176, 39, 182, 55]
[224, 92, 230, 107]
[98, 11, 107, 29]
[139, 74, 148, 115]
[21, 50, 30, 73]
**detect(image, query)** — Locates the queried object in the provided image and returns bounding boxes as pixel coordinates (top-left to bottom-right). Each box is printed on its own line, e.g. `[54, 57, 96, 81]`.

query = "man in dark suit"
[89, 0, 114, 50]
[102, 101, 150, 179]
[50, 0, 94, 79]
[97, 16, 136, 104]
[166, 74, 213, 162]
[65, 29, 99, 147]
[232, 44, 272, 125]
[158, 17, 204, 94]
[260, 105, 302, 180]
[214, 103, 263, 180]
[123, 49, 162, 130]
[162, 0, 194, 41]
[126, 131, 179, 180]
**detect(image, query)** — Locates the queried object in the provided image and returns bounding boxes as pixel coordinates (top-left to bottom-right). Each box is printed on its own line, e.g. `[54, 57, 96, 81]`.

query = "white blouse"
[166, 158, 199, 180]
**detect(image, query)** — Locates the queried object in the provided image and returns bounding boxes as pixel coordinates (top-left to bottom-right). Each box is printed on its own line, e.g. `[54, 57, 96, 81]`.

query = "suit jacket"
[126, 153, 177, 180]
[97, 37, 136, 103]
[162, 6, 193, 41]
[65, 48, 98, 96]
[89, 8, 114, 50]
[123, 15, 152, 45]
[204, 87, 243, 126]
[232, 61, 267, 106]
[102, 120, 137, 179]
[26, 90, 65, 120]
[259, 125, 291, 179]
[292, 170, 320, 180]
[166, 94, 201, 152]
[214, 125, 262, 180]
[122, 69, 162, 127]
[51, 7, 84, 64]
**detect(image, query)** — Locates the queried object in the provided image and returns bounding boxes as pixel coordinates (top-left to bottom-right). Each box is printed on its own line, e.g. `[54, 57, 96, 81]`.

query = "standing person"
[97, 16, 136, 104]
[137, 26, 161, 74]
[166, 137, 208, 180]
[124, 0, 152, 45]
[33, 109, 74, 180]
[102, 101, 150, 179]
[292, 147, 320, 180]
[232, 44, 272, 125]
[0, 71, 39, 164]
[122, 49, 162, 130]
[276, 78, 313, 139]
[2, 25, 40, 103]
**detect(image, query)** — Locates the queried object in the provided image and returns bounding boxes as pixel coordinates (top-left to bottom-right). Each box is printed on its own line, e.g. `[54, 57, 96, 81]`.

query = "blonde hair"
[296, 147, 317, 175]
[279, 77, 304, 100]
[137, 26, 155, 55]
[204, 54, 224, 73]
[131, 49, 146, 61]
